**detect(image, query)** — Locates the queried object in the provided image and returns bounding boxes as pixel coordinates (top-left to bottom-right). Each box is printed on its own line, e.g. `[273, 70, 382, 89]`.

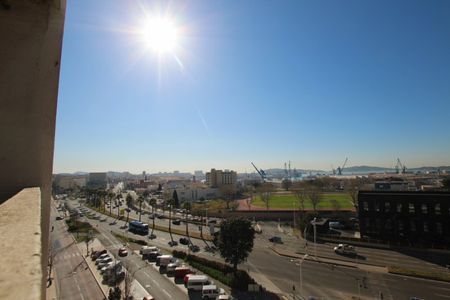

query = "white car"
[95, 254, 110, 264]
[334, 244, 356, 255]
[100, 262, 115, 274]
[97, 257, 113, 269]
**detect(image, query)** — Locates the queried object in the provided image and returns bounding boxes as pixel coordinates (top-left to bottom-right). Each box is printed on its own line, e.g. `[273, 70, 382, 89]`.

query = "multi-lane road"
[50, 205, 104, 300]
[67, 198, 450, 300]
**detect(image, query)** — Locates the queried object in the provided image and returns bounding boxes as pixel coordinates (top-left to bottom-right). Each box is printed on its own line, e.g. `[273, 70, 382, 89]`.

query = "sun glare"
[143, 17, 178, 53]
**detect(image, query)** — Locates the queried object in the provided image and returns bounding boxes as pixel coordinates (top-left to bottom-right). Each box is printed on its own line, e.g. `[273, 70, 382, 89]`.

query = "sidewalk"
[77, 238, 110, 297]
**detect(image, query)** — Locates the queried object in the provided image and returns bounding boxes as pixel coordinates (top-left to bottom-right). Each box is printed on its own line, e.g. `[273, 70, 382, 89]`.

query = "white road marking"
[435, 293, 450, 299]
[162, 288, 172, 299]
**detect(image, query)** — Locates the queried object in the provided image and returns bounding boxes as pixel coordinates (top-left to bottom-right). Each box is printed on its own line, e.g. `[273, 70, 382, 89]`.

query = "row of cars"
[139, 246, 233, 300]
[90, 248, 128, 285]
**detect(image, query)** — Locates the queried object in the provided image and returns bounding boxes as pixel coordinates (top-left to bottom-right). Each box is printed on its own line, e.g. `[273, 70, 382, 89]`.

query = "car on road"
[334, 244, 356, 256]
[329, 221, 345, 230]
[268, 236, 282, 243]
[207, 219, 217, 224]
[118, 247, 128, 257]
[100, 262, 114, 274]
[143, 251, 161, 261]
[97, 257, 113, 269]
[142, 295, 155, 300]
[94, 253, 109, 263]
[156, 214, 165, 219]
[55, 216, 63, 220]
[172, 219, 181, 225]
[179, 237, 189, 245]
[202, 284, 225, 299]
[168, 240, 179, 247]
[174, 267, 194, 279]
[189, 244, 200, 252]
[91, 249, 107, 260]
[148, 214, 155, 219]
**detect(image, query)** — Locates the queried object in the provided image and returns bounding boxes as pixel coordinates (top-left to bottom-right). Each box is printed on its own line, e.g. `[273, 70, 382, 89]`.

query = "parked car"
[329, 221, 345, 230]
[55, 216, 63, 220]
[143, 251, 161, 261]
[142, 296, 155, 300]
[334, 244, 356, 256]
[268, 236, 282, 243]
[166, 261, 181, 275]
[179, 237, 189, 245]
[189, 244, 200, 252]
[118, 247, 128, 257]
[97, 257, 113, 269]
[100, 262, 114, 274]
[202, 284, 225, 299]
[94, 253, 109, 262]
[172, 219, 181, 225]
[168, 240, 178, 247]
[174, 267, 194, 279]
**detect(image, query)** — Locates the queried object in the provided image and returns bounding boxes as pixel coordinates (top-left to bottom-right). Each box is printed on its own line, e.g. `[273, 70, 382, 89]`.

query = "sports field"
[251, 192, 353, 209]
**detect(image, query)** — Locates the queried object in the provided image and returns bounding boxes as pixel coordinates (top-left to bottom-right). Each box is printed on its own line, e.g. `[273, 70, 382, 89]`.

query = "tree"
[157, 183, 162, 191]
[442, 177, 450, 190]
[345, 179, 360, 210]
[292, 182, 307, 212]
[108, 192, 114, 216]
[108, 286, 121, 300]
[149, 198, 157, 236]
[258, 182, 274, 210]
[172, 190, 179, 208]
[138, 196, 144, 222]
[220, 185, 236, 209]
[281, 179, 292, 191]
[167, 199, 175, 244]
[182, 201, 191, 239]
[306, 186, 322, 212]
[217, 218, 255, 272]
[125, 193, 133, 208]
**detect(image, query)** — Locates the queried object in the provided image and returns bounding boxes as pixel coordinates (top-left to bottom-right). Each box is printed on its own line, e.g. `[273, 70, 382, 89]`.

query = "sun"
[143, 17, 178, 53]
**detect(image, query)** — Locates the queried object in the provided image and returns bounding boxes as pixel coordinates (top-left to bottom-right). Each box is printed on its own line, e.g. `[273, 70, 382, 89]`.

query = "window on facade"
[365, 218, 370, 228]
[436, 222, 443, 234]
[363, 201, 369, 212]
[423, 222, 429, 233]
[434, 203, 441, 214]
[397, 203, 402, 213]
[421, 204, 428, 214]
[410, 220, 416, 232]
[409, 203, 415, 213]
[385, 201, 390, 212]
[385, 220, 392, 230]
[398, 220, 403, 231]
[375, 201, 380, 212]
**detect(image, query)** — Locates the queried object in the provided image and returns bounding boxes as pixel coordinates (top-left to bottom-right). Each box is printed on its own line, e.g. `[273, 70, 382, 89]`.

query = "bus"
[128, 220, 149, 235]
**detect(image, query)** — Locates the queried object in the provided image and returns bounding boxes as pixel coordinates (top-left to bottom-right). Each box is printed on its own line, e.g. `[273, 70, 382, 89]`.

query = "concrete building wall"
[0, 0, 66, 297]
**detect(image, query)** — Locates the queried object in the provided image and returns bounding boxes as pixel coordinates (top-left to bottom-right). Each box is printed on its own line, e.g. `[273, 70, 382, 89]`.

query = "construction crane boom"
[251, 162, 266, 180]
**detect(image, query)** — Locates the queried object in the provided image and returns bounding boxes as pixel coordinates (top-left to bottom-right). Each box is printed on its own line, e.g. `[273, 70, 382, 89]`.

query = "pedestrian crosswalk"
[53, 252, 81, 262]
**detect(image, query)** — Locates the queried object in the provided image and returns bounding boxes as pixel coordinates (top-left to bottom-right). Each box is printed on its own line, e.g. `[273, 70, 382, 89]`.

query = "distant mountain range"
[55, 165, 450, 176]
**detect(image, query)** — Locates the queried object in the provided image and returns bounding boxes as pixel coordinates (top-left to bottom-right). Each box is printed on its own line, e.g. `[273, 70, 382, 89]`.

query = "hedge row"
[172, 250, 256, 290]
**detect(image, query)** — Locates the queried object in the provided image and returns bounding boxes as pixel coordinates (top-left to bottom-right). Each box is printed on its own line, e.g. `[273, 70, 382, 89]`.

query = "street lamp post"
[312, 217, 317, 259]
[299, 254, 308, 297]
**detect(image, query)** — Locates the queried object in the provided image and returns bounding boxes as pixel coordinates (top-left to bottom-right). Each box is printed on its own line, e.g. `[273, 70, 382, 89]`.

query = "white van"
[140, 246, 159, 255]
[186, 275, 211, 291]
[156, 254, 172, 266]
[202, 284, 225, 299]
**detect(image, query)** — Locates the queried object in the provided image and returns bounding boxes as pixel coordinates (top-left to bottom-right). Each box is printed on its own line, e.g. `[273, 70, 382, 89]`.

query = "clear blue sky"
[54, 0, 450, 174]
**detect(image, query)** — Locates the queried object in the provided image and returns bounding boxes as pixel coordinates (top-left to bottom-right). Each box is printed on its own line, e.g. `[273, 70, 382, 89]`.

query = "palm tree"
[182, 201, 191, 240]
[125, 193, 133, 209]
[108, 192, 114, 216]
[149, 198, 157, 237]
[138, 196, 144, 222]
[167, 199, 174, 244]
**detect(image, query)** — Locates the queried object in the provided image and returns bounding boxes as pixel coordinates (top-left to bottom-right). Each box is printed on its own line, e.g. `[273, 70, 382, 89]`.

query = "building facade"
[87, 172, 108, 189]
[358, 191, 450, 247]
[205, 169, 237, 188]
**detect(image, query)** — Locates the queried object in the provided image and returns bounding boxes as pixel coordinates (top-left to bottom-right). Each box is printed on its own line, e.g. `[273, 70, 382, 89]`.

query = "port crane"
[336, 157, 348, 176]
[251, 162, 267, 181]
[396, 158, 407, 174]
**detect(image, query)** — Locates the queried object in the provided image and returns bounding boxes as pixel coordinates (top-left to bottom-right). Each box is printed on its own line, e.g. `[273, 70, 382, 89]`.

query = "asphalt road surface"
[50, 205, 104, 300]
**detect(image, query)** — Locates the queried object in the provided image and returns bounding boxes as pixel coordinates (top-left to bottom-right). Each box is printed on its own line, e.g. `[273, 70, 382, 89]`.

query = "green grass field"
[252, 192, 353, 209]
